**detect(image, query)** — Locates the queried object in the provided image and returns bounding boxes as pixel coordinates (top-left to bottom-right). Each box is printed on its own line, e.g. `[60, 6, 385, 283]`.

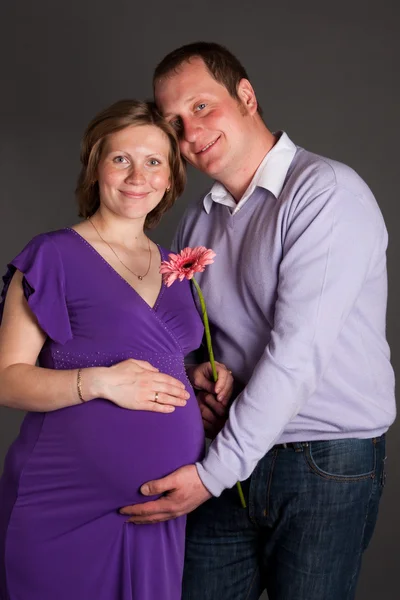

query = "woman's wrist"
[77, 367, 109, 402]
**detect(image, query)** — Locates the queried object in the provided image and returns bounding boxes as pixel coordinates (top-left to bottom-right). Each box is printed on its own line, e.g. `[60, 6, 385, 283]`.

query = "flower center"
[182, 261, 195, 268]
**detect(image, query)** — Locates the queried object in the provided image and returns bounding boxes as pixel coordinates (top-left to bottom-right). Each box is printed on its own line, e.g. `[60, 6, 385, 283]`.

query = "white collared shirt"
[203, 131, 297, 215]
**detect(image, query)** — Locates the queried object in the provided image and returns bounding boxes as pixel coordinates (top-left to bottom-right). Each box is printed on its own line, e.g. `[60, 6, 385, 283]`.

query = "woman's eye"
[195, 103, 206, 111]
[148, 159, 160, 166]
[113, 156, 128, 164]
[170, 119, 182, 131]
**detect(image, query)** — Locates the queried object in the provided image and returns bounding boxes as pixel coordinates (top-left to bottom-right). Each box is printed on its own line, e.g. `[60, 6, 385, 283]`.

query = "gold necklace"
[88, 218, 152, 281]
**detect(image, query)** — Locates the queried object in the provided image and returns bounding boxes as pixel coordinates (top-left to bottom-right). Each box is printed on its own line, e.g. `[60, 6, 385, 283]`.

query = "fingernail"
[141, 484, 150, 495]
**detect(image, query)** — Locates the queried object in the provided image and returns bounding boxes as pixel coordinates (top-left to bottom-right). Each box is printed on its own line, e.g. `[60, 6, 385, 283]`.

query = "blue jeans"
[182, 436, 386, 600]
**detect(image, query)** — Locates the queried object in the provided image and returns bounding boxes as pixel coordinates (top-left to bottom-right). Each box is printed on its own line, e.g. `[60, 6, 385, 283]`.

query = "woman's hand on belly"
[82, 358, 190, 413]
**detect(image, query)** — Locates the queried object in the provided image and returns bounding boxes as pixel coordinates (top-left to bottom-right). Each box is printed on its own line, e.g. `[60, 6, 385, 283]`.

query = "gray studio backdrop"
[1, 1, 398, 599]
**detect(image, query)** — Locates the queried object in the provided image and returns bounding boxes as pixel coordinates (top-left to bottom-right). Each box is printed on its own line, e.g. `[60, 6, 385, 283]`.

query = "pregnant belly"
[14, 387, 204, 516]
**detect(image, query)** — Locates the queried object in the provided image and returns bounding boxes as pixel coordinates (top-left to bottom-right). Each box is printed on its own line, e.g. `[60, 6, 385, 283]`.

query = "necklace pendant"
[87, 219, 152, 282]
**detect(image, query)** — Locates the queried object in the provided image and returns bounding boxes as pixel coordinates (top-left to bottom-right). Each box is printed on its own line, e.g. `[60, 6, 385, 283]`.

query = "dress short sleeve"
[0, 233, 72, 344]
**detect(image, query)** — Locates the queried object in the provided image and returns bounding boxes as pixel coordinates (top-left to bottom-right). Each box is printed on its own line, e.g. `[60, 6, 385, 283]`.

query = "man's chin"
[191, 158, 224, 179]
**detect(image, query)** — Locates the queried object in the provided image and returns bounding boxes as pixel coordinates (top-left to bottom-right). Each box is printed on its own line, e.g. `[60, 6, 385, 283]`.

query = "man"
[120, 42, 395, 599]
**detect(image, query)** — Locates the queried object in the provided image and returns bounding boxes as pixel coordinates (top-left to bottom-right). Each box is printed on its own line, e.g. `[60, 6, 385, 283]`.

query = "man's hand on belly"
[119, 465, 211, 523]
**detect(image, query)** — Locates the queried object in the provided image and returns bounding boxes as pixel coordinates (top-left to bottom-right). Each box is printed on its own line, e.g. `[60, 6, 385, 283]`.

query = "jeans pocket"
[362, 439, 386, 550]
[304, 438, 376, 482]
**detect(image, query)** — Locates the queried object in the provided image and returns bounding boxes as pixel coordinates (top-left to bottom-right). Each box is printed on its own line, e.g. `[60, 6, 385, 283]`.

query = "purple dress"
[0, 229, 205, 600]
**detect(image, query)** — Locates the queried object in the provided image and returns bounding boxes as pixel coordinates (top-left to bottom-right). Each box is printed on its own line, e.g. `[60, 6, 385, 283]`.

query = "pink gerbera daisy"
[160, 246, 216, 287]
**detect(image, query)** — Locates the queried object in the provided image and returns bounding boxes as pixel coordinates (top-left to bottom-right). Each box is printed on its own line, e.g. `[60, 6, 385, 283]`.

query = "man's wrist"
[194, 463, 213, 498]
[196, 450, 238, 498]
[186, 364, 198, 386]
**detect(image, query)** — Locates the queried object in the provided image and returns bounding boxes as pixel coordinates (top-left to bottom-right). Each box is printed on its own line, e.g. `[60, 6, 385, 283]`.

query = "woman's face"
[97, 124, 171, 221]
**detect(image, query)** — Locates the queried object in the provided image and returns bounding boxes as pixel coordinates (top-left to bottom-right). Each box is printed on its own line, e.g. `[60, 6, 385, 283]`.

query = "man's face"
[154, 58, 254, 182]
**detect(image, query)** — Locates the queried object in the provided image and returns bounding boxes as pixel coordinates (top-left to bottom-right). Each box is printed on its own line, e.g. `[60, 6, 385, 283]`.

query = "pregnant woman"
[0, 99, 232, 600]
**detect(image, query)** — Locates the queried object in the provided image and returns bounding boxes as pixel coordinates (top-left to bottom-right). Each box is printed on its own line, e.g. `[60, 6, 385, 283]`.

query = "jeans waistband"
[273, 435, 385, 452]
[273, 442, 309, 452]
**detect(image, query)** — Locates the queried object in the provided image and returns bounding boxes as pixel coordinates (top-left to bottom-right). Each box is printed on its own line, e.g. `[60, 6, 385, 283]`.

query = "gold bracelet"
[77, 368, 85, 403]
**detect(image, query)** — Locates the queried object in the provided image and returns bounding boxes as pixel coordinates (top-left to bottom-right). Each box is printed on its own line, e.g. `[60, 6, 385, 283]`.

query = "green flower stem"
[236, 479, 247, 508]
[191, 277, 246, 509]
[191, 278, 217, 382]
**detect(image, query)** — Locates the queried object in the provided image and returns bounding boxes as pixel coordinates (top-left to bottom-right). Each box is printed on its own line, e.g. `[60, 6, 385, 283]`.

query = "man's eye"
[195, 103, 206, 111]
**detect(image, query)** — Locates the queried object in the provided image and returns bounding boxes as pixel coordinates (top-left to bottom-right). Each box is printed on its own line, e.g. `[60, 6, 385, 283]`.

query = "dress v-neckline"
[65, 227, 166, 311]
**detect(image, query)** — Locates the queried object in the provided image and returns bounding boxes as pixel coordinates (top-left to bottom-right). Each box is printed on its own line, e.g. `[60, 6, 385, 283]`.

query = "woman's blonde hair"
[76, 99, 186, 229]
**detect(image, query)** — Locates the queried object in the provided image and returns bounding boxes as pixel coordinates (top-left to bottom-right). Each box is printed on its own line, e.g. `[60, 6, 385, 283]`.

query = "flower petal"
[159, 246, 216, 285]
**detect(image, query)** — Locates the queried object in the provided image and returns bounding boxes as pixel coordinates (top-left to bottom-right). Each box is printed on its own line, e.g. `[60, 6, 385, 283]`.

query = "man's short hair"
[153, 41, 262, 116]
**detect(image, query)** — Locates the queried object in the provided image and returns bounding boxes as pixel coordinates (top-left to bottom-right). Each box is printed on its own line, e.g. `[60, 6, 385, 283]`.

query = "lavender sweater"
[174, 140, 396, 497]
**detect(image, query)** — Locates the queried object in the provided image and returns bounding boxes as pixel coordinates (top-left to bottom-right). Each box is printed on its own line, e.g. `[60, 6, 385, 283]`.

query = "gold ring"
[154, 391, 159, 403]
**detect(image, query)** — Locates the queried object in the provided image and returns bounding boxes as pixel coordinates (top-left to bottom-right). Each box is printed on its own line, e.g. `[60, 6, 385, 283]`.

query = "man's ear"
[237, 78, 258, 115]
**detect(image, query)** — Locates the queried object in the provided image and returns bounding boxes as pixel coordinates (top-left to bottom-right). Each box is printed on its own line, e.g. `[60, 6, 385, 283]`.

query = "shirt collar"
[203, 131, 297, 214]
